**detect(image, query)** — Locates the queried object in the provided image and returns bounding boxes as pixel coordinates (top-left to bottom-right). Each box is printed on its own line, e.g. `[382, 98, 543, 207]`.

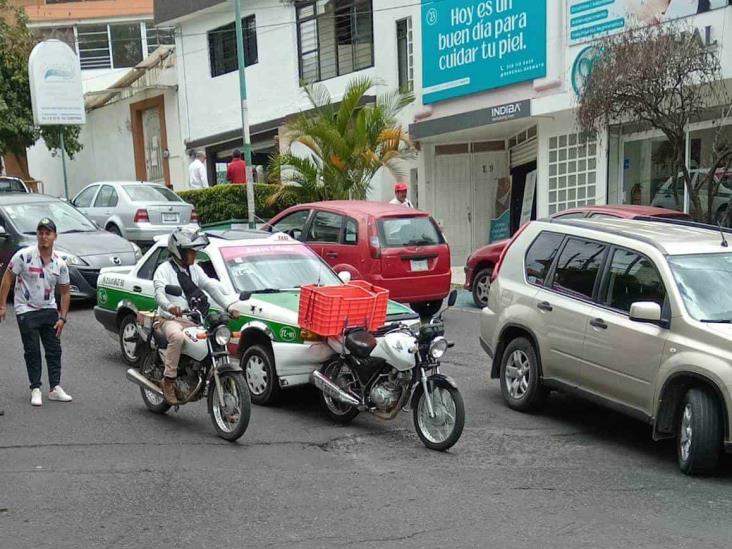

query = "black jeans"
[17, 309, 62, 390]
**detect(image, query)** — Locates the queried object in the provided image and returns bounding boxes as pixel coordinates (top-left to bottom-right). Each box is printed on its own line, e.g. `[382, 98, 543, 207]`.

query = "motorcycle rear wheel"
[320, 391, 360, 424]
[207, 372, 252, 442]
[139, 352, 170, 414]
[413, 380, 464, 451]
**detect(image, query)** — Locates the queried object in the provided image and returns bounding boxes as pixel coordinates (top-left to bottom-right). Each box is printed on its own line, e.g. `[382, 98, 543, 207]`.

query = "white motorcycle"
[126, 285, 252, 442]
[311, 290, 465, 451]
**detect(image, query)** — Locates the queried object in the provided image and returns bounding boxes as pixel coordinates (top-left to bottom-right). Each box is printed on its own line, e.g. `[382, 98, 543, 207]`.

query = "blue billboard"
[421, 0, 547, 104]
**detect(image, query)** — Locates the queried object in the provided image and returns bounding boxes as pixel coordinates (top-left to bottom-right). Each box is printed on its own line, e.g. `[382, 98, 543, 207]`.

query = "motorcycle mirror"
[165, 284, 183, 297]
[239, 290, 252, 301]
[447, 289, 458, 307]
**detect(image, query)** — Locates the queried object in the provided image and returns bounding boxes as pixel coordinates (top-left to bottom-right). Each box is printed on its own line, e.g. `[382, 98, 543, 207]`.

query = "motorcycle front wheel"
[413, 379, 465, 451]
[207, 372, 252, 442]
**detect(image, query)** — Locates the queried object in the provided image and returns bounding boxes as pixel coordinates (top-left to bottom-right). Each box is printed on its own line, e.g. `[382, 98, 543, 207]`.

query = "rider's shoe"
[162, 377, 178, 404]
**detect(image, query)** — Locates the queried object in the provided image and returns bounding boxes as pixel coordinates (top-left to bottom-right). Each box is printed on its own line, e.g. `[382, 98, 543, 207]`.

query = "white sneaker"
[30, 388, 42, 407]
[48, 386, 73, 402]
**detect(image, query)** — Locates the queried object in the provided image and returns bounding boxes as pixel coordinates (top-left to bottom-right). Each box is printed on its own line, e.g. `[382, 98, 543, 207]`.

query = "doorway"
[130, 96, 170, 187]
[509, 161, 537, 233]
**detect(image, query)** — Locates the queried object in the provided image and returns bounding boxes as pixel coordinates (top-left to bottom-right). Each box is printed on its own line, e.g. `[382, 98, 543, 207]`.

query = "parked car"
[0, 176, 29, 193]
[480, 215, 732, 475]
[465, 204, 691, 308]
[70, 181, 199, 246]
[264, 201, 451, 317]
[94, 229, 419, 403]
[0, 193, 142, 299]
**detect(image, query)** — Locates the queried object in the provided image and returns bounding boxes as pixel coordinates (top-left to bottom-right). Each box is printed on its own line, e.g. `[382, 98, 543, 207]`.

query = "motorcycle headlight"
[131, 242, 143, 260]
[429, 336, 449, 359]
[213, 325, 232, 346]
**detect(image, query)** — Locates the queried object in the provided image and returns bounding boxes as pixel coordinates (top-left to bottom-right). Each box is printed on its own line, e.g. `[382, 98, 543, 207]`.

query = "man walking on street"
[226, 149, 247, 184]
[0, 218, 73, 407]
[390, 182, 414, 208]
[188, 150, 209, 189]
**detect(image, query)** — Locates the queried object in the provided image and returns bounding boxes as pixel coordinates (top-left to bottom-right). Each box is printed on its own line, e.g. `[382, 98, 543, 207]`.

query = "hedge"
[177, 184, 299, 225]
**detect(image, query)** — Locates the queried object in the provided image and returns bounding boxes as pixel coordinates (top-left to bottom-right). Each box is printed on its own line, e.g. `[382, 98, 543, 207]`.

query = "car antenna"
[717, 221, 729, 248]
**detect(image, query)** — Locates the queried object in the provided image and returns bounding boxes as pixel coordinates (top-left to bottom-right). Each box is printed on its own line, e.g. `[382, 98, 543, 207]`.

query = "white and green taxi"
[94, 229, 419, 404]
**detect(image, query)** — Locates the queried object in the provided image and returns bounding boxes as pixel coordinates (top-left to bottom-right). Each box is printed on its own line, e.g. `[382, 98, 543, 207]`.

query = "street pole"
[234, 0, 255, 228]
[60, 129, 69, 199]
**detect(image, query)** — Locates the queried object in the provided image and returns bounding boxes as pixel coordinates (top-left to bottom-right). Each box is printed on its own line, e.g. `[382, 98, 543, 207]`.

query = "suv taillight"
[133, 209, 149, 223]
[191, 209, 200, 223]
[491, 222, 530, 282]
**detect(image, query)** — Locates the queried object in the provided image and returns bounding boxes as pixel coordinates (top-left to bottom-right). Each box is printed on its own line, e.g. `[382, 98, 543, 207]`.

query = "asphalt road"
[1, 295, 732, 548]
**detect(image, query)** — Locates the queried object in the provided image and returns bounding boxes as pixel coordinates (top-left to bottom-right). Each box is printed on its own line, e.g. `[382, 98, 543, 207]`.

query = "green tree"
[0, 0, 82, 159]
[268, 76, 415, 204]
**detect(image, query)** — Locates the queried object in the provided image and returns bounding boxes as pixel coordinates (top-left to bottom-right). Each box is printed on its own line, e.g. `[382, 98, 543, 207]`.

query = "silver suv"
[480, 217, 732, 475]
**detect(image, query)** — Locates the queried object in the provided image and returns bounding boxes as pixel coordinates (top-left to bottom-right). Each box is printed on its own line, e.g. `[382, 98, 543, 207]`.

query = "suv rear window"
[551, 238, 607, 300]
[378, 217, 442, 248]
[525, 232, 564, 286]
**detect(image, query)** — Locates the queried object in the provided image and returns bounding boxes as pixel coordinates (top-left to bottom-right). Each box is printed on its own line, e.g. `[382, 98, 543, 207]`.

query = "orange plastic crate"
[298, 282, 389, 336]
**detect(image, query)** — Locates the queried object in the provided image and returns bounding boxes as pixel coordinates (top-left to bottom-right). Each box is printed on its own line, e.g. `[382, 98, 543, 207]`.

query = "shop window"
[688, 125, 732, 223]
[548, 133, 598, 215]
[620, 136, 679, 212]
[208, 15, 258, 78]
[296, 0, 374, 83]
[396, 18, 413, 92]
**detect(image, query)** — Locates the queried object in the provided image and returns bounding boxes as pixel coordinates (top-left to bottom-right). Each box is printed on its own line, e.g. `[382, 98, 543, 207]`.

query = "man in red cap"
[390, 182, 414, 208]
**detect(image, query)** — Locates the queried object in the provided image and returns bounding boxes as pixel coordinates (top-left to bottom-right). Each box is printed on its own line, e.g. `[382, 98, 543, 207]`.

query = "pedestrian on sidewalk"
[0, 218, 73, 407]
[389, 182, 414, 208]
[226, 149, 247, 184]
[188, 150, 209, 189]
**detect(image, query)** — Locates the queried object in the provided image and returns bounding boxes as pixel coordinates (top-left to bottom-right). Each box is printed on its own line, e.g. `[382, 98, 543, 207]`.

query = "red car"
[264, 201, 451, 317]
[465, 204, 691, 308]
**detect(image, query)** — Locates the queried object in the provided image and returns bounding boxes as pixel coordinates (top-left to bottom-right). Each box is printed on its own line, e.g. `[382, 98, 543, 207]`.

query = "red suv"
[265, 201, 451, 316]
[465, 204, 691, 308]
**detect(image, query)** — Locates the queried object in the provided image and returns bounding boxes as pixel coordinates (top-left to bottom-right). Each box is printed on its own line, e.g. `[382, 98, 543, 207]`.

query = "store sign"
[568, 0, 730, 45]
[28, 40, 85, 126]
[571, 45, 602, 95]
[489, 176, 512, 243]
[422, 0, 547, 104]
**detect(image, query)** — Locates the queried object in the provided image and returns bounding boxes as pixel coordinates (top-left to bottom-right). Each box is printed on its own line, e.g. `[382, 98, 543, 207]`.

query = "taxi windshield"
[220, 244, 341, 292]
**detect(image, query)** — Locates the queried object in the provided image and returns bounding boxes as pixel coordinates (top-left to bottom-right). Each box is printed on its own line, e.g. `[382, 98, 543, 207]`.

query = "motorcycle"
[311, 290, 465, 451]
[125, 285, 252, 442]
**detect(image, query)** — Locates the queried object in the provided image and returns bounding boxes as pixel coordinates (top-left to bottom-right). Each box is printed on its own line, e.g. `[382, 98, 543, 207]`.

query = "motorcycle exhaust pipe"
[311, 370, 360, 407]
[126, 368, 163, 397]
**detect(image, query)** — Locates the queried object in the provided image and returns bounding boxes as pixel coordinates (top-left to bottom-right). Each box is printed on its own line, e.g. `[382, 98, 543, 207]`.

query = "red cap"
[394, 182, 408, 192]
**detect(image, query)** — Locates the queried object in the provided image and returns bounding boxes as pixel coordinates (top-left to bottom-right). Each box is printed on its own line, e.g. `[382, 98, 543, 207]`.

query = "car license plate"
[162, 213, 179, 223]
[411, 259, 428, 272]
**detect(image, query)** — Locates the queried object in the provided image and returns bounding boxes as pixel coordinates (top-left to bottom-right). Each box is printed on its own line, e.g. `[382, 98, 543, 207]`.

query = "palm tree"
[268, 76, 415, 204]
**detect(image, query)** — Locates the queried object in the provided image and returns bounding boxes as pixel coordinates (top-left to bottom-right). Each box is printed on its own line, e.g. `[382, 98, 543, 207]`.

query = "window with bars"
[548, 133, 598, 215]
[396, 18, 413, 92]
[145, 23, 175, 55]
[296, 0, 374, 84]
[208, 16, 258, 78]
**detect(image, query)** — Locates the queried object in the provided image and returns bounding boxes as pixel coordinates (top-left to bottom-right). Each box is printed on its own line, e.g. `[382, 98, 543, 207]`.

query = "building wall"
[19, 0, 153, 23]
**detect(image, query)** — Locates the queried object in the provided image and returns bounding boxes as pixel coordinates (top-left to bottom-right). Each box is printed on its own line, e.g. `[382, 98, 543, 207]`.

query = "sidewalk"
[451, 266, 465, 287]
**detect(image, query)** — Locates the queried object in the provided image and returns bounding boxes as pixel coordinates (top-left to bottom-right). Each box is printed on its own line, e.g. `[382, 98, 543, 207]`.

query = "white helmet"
[168, 226, 209, 261]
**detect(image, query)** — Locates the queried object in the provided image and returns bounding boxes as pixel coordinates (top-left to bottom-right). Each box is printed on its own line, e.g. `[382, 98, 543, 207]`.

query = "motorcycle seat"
[153, 329, 169, 350]
[345, 329, 377, 359]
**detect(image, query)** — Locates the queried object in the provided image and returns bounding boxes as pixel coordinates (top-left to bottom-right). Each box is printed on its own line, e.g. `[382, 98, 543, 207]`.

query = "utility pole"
[234, 0, 255, 228]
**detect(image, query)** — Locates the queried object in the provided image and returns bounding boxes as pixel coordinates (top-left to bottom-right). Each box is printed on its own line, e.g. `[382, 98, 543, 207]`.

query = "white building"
[155, 0, 421, 196]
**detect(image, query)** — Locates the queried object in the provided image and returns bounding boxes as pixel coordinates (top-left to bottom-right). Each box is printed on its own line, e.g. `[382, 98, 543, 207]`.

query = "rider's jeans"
[159, 318, 196, 379]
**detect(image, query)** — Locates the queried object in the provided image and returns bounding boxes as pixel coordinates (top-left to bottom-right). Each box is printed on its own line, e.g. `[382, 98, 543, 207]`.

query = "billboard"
[421, 0, 547, 104]
[568, 0, 731, 45]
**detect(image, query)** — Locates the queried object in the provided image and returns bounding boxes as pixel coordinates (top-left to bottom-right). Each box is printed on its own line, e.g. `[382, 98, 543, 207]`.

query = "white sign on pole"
[28, 40, 85, 126]
[519, 170, 537, 227]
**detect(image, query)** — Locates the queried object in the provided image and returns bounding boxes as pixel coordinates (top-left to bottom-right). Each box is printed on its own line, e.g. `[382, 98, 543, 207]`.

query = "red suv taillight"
[367, 221, 381, 259]
[191, 209, 200, 223]
[491, 222, 530, 282]
[133, 209, 149, 223]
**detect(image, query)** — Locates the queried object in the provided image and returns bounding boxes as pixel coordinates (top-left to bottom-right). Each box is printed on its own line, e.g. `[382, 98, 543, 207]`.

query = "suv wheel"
[471, 268, 492, 308]
[499, 337, 547, 412]
[677, 387, 723, 475]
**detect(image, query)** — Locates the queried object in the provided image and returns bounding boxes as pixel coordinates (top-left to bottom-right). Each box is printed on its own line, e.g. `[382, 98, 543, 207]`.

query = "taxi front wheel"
[241, 344, 281, 406]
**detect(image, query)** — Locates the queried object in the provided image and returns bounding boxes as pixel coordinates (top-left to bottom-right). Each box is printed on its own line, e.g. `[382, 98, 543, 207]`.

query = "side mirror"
[0, 225, 7, 237]
[338, 271, 352, 283]
[447, 289, 458, 307]
[629, 302, 662, 323]
[165, 284, 183, 297]
[239, 290, 252, 301]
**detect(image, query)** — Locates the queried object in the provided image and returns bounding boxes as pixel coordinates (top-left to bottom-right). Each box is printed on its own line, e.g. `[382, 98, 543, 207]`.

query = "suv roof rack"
[633, 216, 732, 235]
[549, 218, 670, 253]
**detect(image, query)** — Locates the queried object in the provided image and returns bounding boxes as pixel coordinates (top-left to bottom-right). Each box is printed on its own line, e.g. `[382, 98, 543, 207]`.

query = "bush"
[178, 184, 299, 225]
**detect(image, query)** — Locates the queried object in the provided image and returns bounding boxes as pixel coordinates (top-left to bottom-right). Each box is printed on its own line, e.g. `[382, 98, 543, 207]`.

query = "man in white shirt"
[389, 182, 414, 208]
[188, 150, 209, 189]
[153, 227, 239, 403]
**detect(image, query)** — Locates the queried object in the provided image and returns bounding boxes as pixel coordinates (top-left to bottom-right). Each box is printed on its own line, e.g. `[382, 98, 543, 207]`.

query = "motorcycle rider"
[154, 227, 240, 404]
